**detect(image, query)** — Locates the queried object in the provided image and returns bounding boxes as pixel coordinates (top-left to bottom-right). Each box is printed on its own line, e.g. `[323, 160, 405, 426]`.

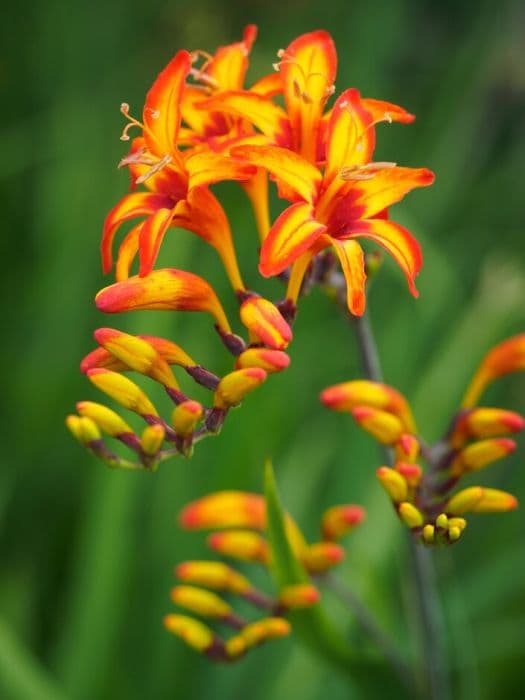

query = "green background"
[2, 0, 525, 697]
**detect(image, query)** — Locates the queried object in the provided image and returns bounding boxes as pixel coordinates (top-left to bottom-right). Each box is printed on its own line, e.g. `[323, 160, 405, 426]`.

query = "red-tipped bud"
[95, 269, 231, 332]
[377, 467, 408, 503]
[321, 504, 366, 540]
[235, 348, 290, 373]
[451, 408, 525, 448]
[239, 617, 290, 649]
[213, 368, 267, 408]
[352, 406, 404, 445]
[179, 491, 266, 531]
[170, 585, 232, 619]
[175, 561, 251, 594]
[172, 400, 203, 437]
[451, 438, 516, 475]
[446, 487, 485, 515]
[396, 434, 420, 461]
[395, 462, 422, 488]
[302, 542, 345, 573]
[140, 424, 165, 456]
[87, 368, 158, 417]
[207, 530, 269, 564]
[239, 296, 293, 350]
[278, 583, 320, 609]
[320, 380, 415, 432]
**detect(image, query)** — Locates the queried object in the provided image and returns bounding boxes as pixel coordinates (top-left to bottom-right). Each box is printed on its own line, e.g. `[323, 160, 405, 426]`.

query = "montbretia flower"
[321, 335, 525, 545]
[167, 487, 365, 661]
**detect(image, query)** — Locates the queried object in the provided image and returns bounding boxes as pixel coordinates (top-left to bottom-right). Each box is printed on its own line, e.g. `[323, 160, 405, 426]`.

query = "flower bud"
[172, 401, 203, 437]
[321, 504, 366, 540]
[446, 486, 484, 515]
[396, 434, 420, 462]
[451, 438, 516, 475]
[469, 488, 518, 514]
[213, 368, 267, 408]
[170, 586, 232, 619]
[76, 401, 133, 437]
[398, 502, 424, 528]
[81, 336, 196, 374]
[163, 614, 214, 652]
[66, 415, 101, 445]
[435, 513, 448, 529]
[278, 584, 320, 609]
[141, 424, 165, 456]
[239, 296, 292, 350]
[175, 561, 251, 594]
[451, 408, 525, 447]
[239, 617, 290, 649]
[422, 524, 435, 544]
[302, 542, 345, 573]
[179, 491, 266, 530]
[352, 406, 405, 445]
[235, 348, 290, 373]
[87, 368, 158, 417]
[448, 517, 467, 532]
[395, 462, 422, 487]
[320, 380, 415, 432]
[207, 531, 269, 564]
[376, 467, 408, 503]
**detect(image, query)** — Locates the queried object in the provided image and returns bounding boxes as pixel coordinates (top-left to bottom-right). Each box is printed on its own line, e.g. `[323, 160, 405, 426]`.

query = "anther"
[135, 154, 173, 185]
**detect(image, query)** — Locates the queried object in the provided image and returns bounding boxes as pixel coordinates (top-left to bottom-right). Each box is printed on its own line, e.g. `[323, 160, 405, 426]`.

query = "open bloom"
[321, 335, 524, 545]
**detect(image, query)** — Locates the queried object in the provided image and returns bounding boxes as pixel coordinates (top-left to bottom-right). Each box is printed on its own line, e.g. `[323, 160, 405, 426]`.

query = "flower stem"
[351, 311, 451, 700]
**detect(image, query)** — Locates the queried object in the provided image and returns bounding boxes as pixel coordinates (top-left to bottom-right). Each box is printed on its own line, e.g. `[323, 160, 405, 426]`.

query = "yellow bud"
[66, 415, 101, 444]
[448, 526, 461, 542]
[172, 400, 203, 437]
[422, 524, 435, 544]
[240, 618, 290, 649]
[446, 487, 484, 515]
[435, 513, 448, 529]
[302, 542, 345, 573]
[321, 504, 365, 540]
[225, 635, 247, 659]
[470, 488, 518, 514]
[87, 368, 158, 416]
[278, 584, 320, 609]
[376, 467, 408, 503]
[76, 401, 132, 436]
[448, 517, 467, 532]
[141, 424, 165, 456]
[235, 348, 290, 373]
[452, 438, 516, 474]
[170, 586, 232, 619]
[398, 502, 424, 528]
[351, 406, 404, 445]
[214, 368, 267, 408]
[163, 614, 213, 652]
[207, 530, 269, 564]
[175, 561, 251, 594]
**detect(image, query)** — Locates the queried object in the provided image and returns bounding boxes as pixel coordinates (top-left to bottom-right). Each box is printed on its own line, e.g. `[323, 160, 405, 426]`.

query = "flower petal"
[143, 50, 191, 158]
[331, 239, 367, 315]
[138, 207, 175, 277]
[231, 144, 322, 203]
[115, 223, 142, 281]
[204, 25, 257, 90]
[184, 150, 255, 189]
[361, 98, 415, 124]
[95, 268, 231, 331]
[250, 71, 283, 97]
[101, 192, 173, 274]
[259, 202, 327, 276]
[344, 218, 422, 297]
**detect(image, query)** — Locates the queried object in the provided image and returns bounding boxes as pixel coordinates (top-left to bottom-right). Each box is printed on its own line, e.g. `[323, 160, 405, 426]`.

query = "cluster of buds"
[164, 490, 365, 659]
[321, 335, 525, 545]
[68, 26, 435, 468]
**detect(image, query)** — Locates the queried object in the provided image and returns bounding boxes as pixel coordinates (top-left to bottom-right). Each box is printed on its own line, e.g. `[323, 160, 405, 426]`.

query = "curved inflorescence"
[321, 334, 525, 545]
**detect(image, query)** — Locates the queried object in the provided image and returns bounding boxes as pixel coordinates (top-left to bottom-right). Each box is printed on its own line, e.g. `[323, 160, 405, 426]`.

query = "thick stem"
[351, 312, 451, 700]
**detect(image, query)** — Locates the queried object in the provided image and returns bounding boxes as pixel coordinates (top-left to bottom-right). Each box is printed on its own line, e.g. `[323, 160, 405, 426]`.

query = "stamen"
[135, 154, 173, 184]
[188, 50, 219, 89]
[118, 148, 156, 169]
[120, 102, 145, 141]
[340, 161, 397, 181]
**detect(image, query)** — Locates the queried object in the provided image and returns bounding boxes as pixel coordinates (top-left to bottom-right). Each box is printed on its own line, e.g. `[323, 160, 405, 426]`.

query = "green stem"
[351, 311, 451, 700]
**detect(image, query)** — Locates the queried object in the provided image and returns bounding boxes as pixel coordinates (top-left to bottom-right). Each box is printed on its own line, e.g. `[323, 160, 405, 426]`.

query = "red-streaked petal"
[205, 25, 257, 90]
[259, 202, 327, 276]
[181, 85, 227, 139]
[279, 30, 337, 160]
[331, 239, 367, 316]
[250, 72, 283, 97]
[200, 91, 292, 146]
[325, 88, 376, 185]
[231, 145, 322, 203]
[344, 219, 422, 297]
[101, 192, 173, 274]
[361, 98, 415, 124]
[138, 207, 175, 277]
[143, 50, 191, 157]
[95, 268, 231, 331]
[184, 150, 255, 189]
[115, 222, 142, 281]
[171, 187, 244, 291]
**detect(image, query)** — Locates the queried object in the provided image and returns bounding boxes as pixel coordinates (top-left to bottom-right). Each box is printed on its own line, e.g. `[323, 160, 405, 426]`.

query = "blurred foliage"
[1, 0, 525, 698]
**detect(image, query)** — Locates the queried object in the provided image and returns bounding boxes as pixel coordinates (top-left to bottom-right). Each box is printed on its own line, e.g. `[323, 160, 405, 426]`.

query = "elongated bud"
[179, 492, 266, 530]
[96, 268, 231, 332]
[469, 488, 518, 514]
[278, 584, 320, 609]
[451, 438, 516, 475]
[462, 334, 525, 408]
[66, 415, 101, 444]
[320, 380, 415, 432]
[376, 467, 408, 503]
[171, 585, 232, 619]
[172, 400, 203, 437]
[214, 368, 267, 408]
[239, 296, 293, 350]
[207, 531, 269, 564]
[141, 424, 165, 455]
[451, 408, 525, 448]
[398, 502, 424, 528]
[352, 406, 404, 445]
[321, 504, 366, 540]
[446, 486, 484, 515]
[81, 335, 196, 374]
[76, 401, 133, 437]
[235, 348, 290, 373]
[239, 617, 290, 649]
[87, 368, 158, 417]
[448, 517, 467, 532]
[163, 614, 214, 652]
[94, 328, 178, 388]
[302, 542, 345, 573]
[395, 462, 422, 487]
[396, 434, 420, 462]
[175, 561, 251, 594]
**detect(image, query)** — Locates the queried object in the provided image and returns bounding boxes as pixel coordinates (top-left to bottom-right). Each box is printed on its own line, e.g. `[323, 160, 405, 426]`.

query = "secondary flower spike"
[321, 334, 524, 546]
